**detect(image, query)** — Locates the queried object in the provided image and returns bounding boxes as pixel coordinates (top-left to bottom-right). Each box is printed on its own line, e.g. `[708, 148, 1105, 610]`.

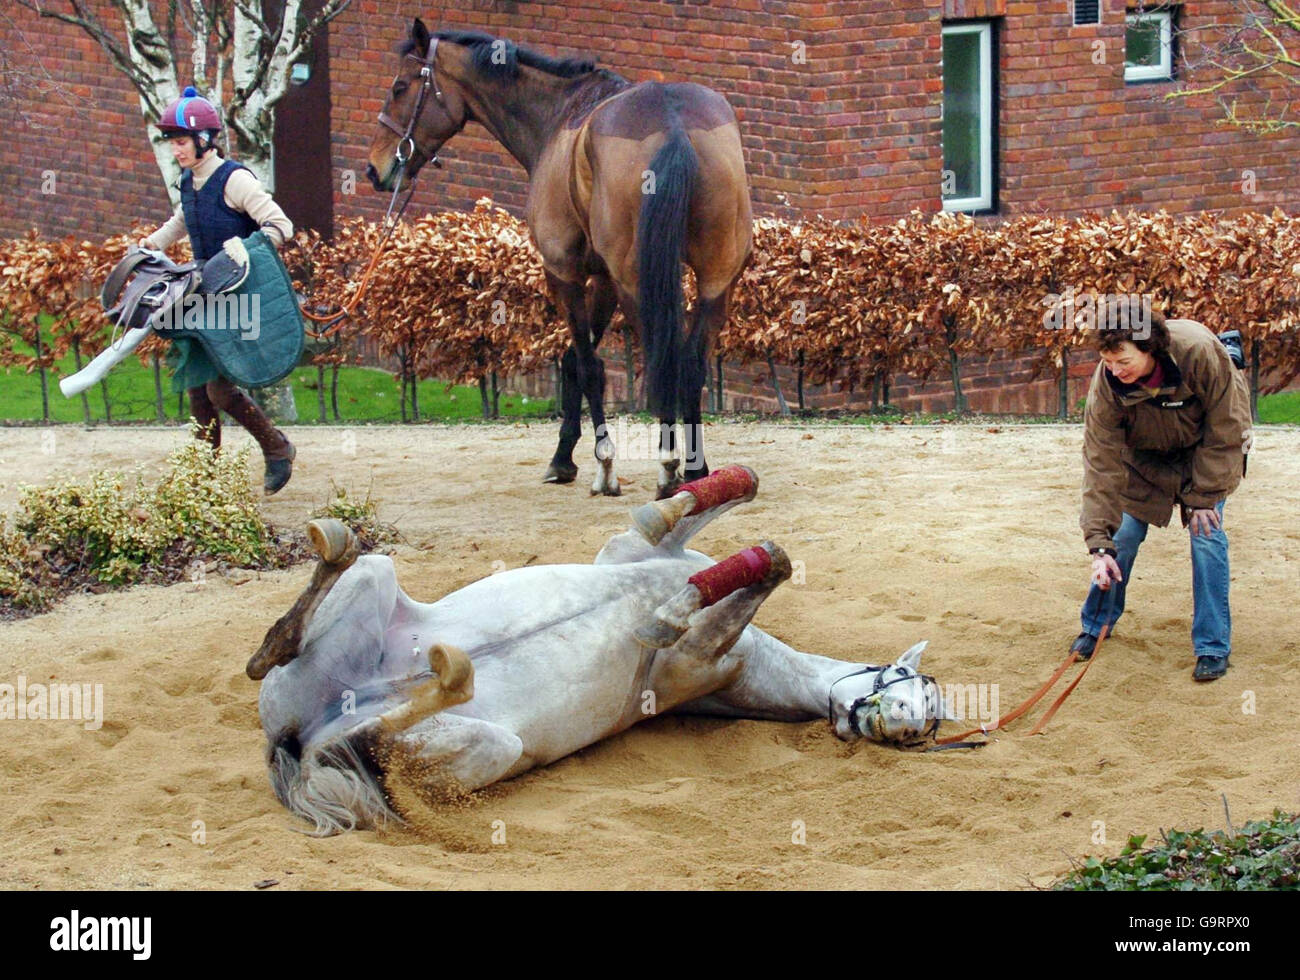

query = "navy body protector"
[181, 159, 260, 262]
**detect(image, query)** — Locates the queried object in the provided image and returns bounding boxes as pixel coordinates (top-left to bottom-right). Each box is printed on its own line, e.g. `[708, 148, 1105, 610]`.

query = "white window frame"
[941, 22, 994, 213]
[1125, 10, 1173, 82]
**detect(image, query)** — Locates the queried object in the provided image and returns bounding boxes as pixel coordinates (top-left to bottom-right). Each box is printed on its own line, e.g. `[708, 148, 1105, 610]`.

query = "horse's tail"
[637, 119, 698, 418]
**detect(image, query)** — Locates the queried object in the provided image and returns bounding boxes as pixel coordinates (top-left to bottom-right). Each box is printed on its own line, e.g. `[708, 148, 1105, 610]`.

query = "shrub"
[1055, 810, 1300, 890]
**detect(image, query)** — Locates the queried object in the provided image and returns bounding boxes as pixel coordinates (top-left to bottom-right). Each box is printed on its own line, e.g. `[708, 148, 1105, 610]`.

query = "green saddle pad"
[159, 231, 304, 391]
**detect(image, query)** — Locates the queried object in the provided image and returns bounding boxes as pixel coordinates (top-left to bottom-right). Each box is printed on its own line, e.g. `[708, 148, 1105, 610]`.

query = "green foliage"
[0, 523, 47, 611]
[1055, 810, 1300, 890]
[0, 429, 273, 614]
[310, 480, 400, 552]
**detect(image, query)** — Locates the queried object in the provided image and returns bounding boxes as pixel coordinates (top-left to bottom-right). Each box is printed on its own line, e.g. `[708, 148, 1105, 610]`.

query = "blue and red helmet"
[158, 86, 222, 136]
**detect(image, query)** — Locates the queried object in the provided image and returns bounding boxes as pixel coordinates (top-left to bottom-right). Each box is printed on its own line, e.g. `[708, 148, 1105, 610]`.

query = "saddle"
[98, 231, 304, 390]
[101, 239, 251, 333]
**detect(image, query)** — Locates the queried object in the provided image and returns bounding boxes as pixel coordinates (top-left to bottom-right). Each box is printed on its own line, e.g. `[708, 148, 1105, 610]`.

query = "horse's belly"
[393, 560, 702, 764]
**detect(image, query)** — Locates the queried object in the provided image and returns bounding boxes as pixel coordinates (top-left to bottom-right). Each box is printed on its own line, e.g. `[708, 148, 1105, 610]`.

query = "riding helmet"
[158, 86, 222, 136]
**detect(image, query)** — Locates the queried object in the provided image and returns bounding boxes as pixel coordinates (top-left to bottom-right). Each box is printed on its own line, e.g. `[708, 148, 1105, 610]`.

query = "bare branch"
[16, 0, 153, 95]
[1168, 0, 1300, 132]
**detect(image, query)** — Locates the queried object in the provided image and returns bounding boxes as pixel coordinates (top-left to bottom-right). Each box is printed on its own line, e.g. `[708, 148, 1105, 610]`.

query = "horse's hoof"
[655, 482, 681, 501]
[307, 518, 357, 566]
[600, 482, 622, 498]
[543, 463, 578, 484]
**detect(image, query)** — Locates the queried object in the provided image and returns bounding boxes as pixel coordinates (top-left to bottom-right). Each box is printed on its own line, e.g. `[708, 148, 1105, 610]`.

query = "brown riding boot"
[206, 378, 296, 495]
[188, 384, 221, 451]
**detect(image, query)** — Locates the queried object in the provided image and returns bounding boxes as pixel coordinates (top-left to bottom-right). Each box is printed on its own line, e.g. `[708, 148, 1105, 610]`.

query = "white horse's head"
[828, 641, 949, 746]
[254, 551, 417, 834]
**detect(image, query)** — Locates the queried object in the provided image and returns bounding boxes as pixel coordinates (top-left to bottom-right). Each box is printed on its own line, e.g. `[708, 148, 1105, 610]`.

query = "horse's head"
[828, 642, 951, 746]
[366, 18, 468, 192]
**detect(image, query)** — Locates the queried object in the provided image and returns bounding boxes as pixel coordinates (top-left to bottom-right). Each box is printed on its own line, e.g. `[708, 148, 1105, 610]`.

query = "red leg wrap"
[681, 465, 756, 515]
[688, 546, 773, 607]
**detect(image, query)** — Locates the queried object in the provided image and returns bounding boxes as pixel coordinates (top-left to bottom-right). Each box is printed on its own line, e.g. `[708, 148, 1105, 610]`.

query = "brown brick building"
[2, 0, 1297, 412]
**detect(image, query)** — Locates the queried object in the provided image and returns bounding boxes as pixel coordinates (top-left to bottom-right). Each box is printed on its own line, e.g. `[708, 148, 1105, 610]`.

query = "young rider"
[141, 86, 297, 495]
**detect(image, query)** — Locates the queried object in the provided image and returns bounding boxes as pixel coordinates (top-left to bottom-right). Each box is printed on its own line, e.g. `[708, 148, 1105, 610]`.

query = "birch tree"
[18, 1, 352, 198]
[1167, 0, 1300, 133]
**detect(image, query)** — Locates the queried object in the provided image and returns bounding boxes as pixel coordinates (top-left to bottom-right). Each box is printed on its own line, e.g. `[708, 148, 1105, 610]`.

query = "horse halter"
[828, 664, 941, 747]
[377, 37, 446, 172]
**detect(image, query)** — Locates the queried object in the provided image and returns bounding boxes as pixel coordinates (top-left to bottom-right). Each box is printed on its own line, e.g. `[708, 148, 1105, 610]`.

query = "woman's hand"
[1188, 508, 1222, 537]
[1091, 553, 1123, 590]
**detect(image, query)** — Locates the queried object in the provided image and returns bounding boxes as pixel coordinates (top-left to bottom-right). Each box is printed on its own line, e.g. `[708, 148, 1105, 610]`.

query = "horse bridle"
[827, 664, 941, 746]
[302, 37, 447, 334]
[377, 37, 446, 174]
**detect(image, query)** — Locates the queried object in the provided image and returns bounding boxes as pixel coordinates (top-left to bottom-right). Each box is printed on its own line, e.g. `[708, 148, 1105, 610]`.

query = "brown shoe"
[208, 379, 295, 495]
[263, 441, 296, 496]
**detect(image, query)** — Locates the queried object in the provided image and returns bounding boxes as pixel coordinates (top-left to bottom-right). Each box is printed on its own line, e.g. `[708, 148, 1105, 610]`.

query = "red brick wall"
[0, 1, 171, 240]
[2, 1, 1297, 417]
[6, 0, 1297, 240]
[997, 0, 1297, 215]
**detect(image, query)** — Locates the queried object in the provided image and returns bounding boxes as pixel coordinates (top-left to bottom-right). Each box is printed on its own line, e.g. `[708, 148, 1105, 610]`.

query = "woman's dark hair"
[1094, 308, 1169, 357]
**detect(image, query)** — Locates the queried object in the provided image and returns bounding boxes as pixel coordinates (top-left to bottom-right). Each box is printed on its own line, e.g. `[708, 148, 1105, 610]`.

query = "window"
[1074, 0, 1101, 26]
[1125, 9, 1173, 82]
[942, 22, 995, 213]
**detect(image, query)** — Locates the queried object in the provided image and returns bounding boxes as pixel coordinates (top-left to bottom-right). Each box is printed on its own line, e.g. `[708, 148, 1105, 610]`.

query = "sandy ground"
[0, 419, 1297, 890]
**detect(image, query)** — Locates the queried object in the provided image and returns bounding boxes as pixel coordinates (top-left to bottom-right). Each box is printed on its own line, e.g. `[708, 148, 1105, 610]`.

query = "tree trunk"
[72, 346, 91, 424]
[399, 349, 409, 423]
[331, 364, 341, 421]
[99, 377, 112, 422]
[251, 380, 298, 423]
[1058, 345, 1070, 419]
[767, 354, 790, 417]
[1249, 335, 1260, 424]
[871, 370, 881, 413]
[796, 349, 805, 412]
[491, 371, 500, 419]
[714, 353, 724, 414]
[621, 324, 636, 413]
[552, 358, 562, 419]
[479, 375, 491, 419]
[32, 322, 50, 422]
[410, 369, 420, 422]
[316, 364, 327, 422]
[944, 316, 967, 414]
[152, 353, 165, 422]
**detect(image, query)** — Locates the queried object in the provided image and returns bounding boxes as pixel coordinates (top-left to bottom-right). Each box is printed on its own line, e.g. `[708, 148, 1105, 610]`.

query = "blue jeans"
[1080, 502, 1230, 658]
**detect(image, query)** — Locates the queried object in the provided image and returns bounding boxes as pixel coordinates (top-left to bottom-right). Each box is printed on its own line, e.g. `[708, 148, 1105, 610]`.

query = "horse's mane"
[402, 29, 633, 125]
[400, 30, 624, 83]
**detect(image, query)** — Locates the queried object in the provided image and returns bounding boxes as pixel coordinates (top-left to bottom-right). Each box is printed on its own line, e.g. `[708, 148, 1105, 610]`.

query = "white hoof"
[591, 438, 620, 496]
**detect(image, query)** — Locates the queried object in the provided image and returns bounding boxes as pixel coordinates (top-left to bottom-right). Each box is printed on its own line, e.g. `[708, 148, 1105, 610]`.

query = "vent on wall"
[1074, 0, 1101, 25]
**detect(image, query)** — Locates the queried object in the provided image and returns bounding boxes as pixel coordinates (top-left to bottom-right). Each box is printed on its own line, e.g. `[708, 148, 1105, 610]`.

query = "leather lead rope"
[931, 617, 1114, 747]
[302, 39, 443, 335]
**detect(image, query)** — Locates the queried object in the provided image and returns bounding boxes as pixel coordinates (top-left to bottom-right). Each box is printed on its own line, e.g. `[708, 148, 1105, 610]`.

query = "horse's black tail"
[638, 119, 697, 418]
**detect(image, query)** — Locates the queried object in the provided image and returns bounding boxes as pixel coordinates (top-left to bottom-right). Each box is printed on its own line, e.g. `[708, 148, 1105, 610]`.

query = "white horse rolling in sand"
[249, 466, 949, 834]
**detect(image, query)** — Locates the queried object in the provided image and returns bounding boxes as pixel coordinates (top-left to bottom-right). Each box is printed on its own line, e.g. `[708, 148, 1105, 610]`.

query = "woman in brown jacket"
[1072, 312, 1251, 681]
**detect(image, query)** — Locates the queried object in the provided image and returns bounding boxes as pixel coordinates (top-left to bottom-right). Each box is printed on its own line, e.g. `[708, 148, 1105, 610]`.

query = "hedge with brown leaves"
[3, 205, 1297, 414]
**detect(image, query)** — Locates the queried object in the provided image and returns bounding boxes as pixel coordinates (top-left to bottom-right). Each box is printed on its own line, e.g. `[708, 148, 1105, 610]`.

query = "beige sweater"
[144, 152, 294, 250]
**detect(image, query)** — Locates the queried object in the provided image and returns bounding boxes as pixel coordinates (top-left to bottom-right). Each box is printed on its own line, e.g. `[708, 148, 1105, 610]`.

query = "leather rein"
[302, 38, 444, 334]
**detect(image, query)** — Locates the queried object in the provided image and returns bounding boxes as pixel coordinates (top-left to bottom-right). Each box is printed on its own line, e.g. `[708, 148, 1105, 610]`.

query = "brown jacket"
[1080, 319, 1251, 551]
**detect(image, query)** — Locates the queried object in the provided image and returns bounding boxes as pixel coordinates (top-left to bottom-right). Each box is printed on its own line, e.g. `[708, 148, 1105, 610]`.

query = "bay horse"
[365, 20, 752, 498]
